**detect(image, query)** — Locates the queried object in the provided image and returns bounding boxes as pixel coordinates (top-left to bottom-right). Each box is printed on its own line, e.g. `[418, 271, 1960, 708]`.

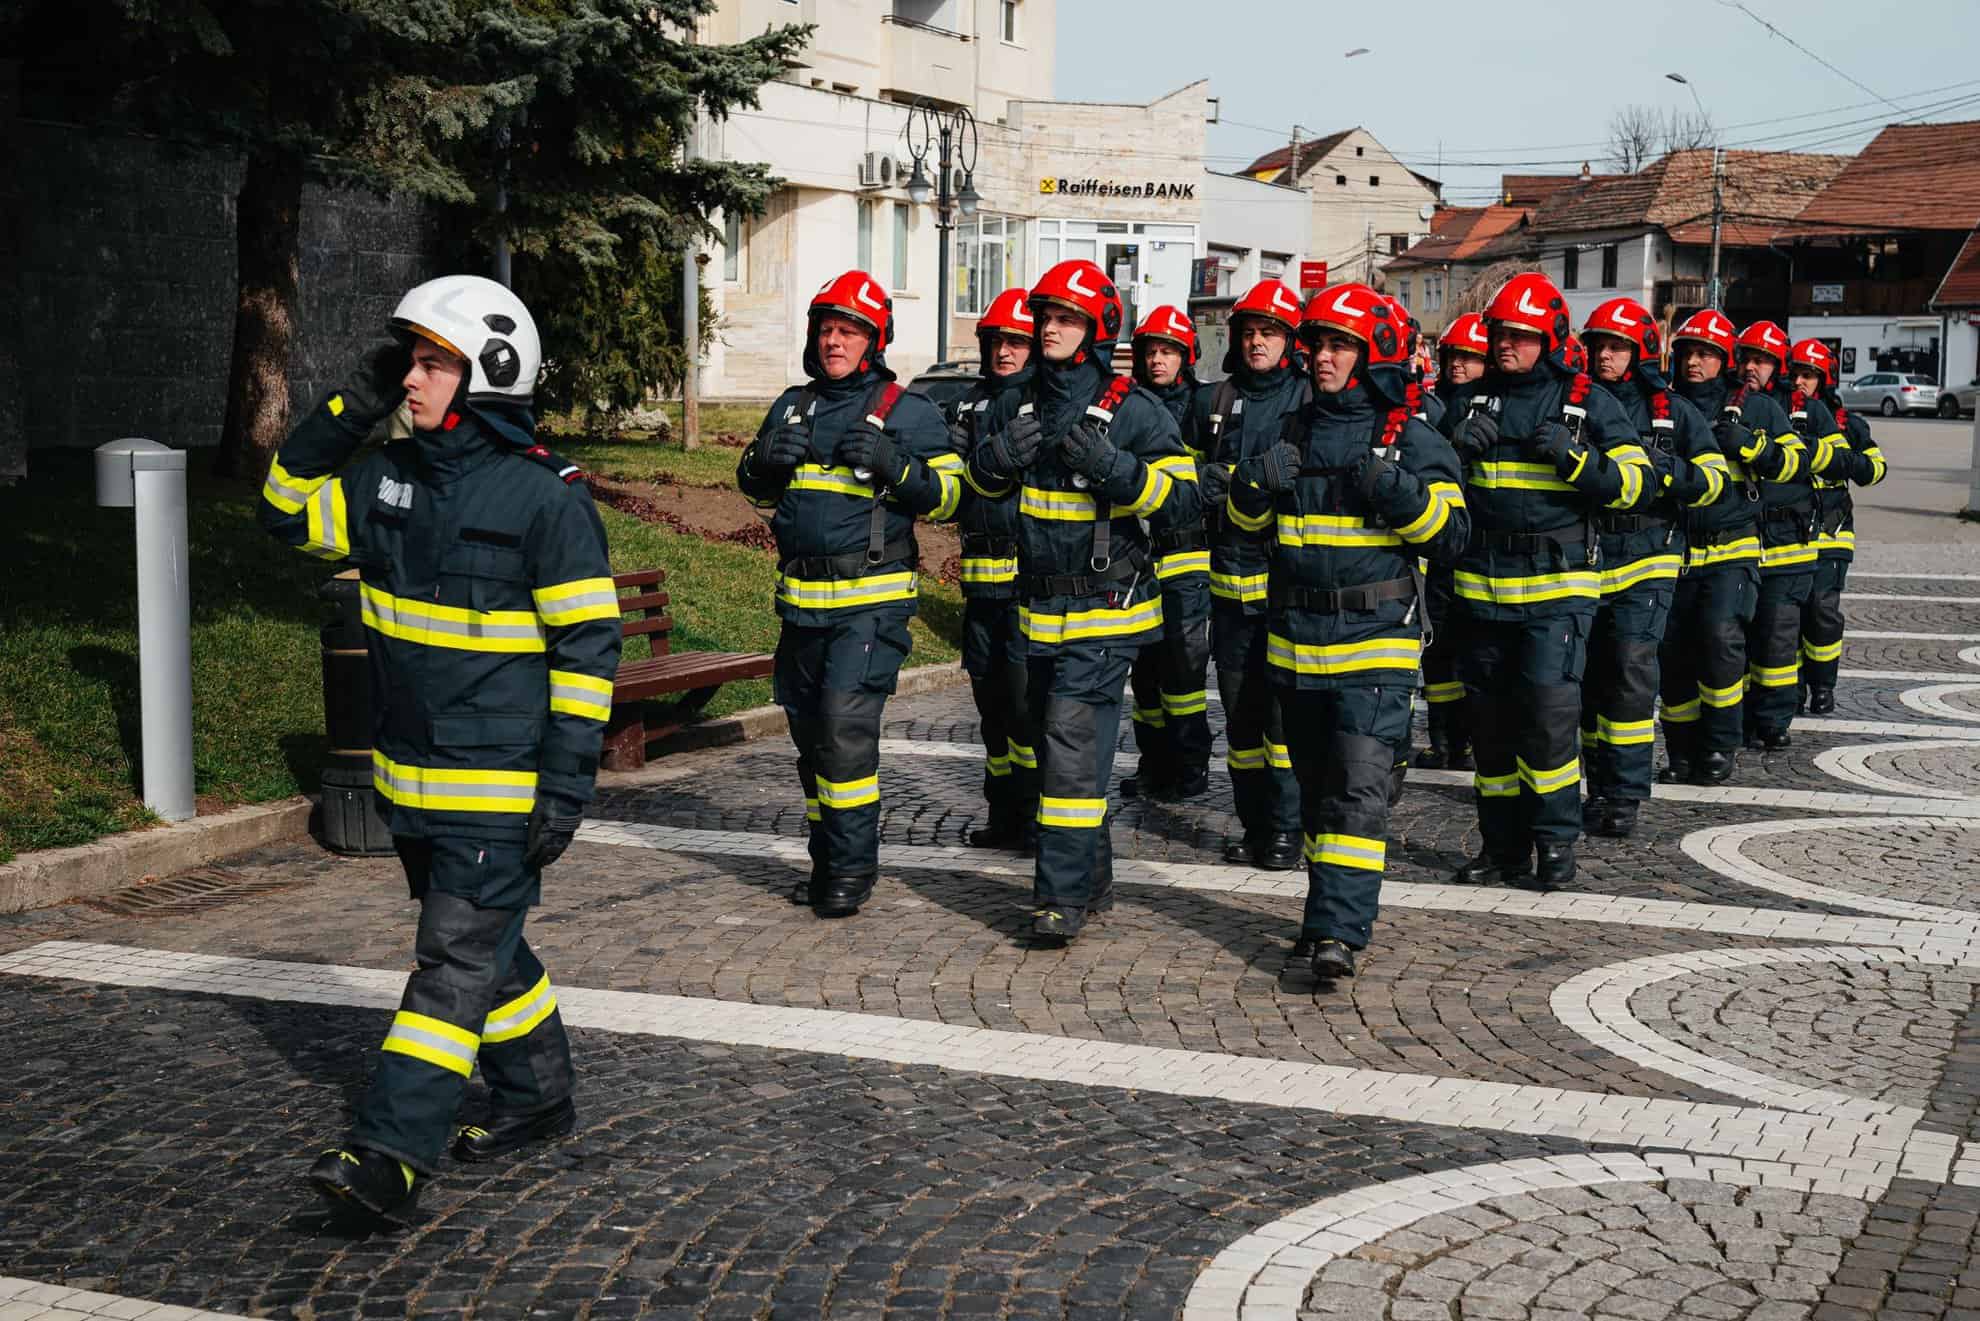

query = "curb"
[0, 797, 317, 915]
[600, 660, 972, 788]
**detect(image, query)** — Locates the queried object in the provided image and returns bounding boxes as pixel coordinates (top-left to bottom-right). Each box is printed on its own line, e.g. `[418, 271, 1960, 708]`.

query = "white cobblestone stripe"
[1837, 667, 1980, 683]
[1404, 765, 1980, 815]
[1550, 945, 1962, 1123]
[1963, 644, 1980, 668]
[0, 1276, 250, 1320]
[1849, 573, 1980, 582]
[0, 940, 1929, 1195]
[1795, 716, 1980, 742]
[1902, 682, 1980, 724]
[1814, 739, 1980, 799]
[1850, 631, 1980, 642]
[578, 820, 1980, 957]
[1846, 593, 1980, 604]
[1682, 817, 1980, 924]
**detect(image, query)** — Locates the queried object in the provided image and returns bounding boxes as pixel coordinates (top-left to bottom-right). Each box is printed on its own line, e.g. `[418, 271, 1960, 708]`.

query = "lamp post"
[904, 99, 980, 365]
[1666, 72, 1722, 311]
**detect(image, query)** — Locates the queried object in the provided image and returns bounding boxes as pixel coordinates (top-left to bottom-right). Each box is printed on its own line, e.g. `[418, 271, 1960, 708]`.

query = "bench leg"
[601, 706, 647, 772]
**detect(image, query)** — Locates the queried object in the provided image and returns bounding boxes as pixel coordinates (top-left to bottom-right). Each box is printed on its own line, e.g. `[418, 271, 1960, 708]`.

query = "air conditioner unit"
[857, 152, 900, 190]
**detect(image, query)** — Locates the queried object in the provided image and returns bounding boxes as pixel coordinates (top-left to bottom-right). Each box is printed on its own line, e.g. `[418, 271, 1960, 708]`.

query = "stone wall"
[7, 107, 438, 469]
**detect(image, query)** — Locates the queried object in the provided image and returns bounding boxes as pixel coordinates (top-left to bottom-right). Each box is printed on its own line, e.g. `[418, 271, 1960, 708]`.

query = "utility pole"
[1707, 146, 1725, 311]
[680, 16, 701, 450]
[1288, 125, 1303, 186]
[1365, 220, 1377, 285]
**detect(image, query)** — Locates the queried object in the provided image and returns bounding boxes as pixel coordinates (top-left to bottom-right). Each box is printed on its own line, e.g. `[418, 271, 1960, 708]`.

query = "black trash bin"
[318, 570, 394, 855]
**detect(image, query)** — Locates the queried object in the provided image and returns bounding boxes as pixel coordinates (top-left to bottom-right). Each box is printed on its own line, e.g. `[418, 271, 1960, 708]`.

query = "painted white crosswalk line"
[0, 1276, 250, 1320]
[1815, 740, 1980, 800]
[1681, 817, 1980, 924]
[578, 821, 1980, 956]
[0, 941, 1929, 1206]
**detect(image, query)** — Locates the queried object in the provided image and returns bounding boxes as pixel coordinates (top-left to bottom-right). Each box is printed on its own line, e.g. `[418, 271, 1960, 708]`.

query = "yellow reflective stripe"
[1149, 454, 1198, 481]
[482, 974, 557, 1044]
[1698, 677, 1745, 708]
[262, 456, 328, 515]
[1209, 570, 1270, 602]
[548, 668, 614, 722]
[1007, 740, 1038, 770]
[1811, 432, 1840, 475]
[1662, 698, 1701, 723]
[926, 452, 966, 473]
[1593, 715, 1655, 746]
[381, 1010, 480, 1077]
[1453, 569, 1600, 605]
[1225, 492, 1274, 532]
[1759, 542, 1819, 569]
[929, 468, 963, 521]
[985, 753, 1012, 777]
[804, 796, 821, 823]
[1689, 463, 1726, 507]
[1037, 795, 1106, 828]
[1161, 689, 1209, 717]
[1607, 444, 1650, 466]
[1305, 831, 1386, 871]
[815, 774, 880, 810]
[362, 582, 547, 654]
[1606, 458, 1646, 509]
[1800, 638, 1843, 663]
[1396, 483, 1464, 544]
[1425, 681, 1467, 704]
[1227, 745, 1268, 771]
[1116, 466, 1171, 518]
[1811, 528, 1855, 552]
[1685, 536, 1760, 569]
[1774, 436, 1803, 482]
[533, 576, 621, 627]
[788, 464, 877, 499]
[1131, 706, 1166, 727]
[1265, 740, 1291, 770]
[1473, 460, 1573, 492]
[1020, 485, 1097, 521]
[372, 752, 538, 814]
[1266, 631, 1422, 676]
[1600, 554, 1681, 595]
[1018, 596, 1162, 644]
[1747, 660, 1800, 688]
[303, 479, 350, 560]
[1516, 756, 1581, 795]
[1864, 448, 1886, 483]
[1155, 549, 1211, 580]
[1276, 513, 1402, 548]
[776, 571, 918, 609]
[965, 465, 1011, 498]
[1474, 771, 1519, 798]
[960, 557, 1019, 584]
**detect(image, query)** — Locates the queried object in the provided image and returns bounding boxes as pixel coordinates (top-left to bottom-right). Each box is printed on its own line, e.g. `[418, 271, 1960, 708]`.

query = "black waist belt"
[1269, 575, 1416, 613]
[1476, 528, 1585, 554]
[1821, 506, 1849, 535]
[1025, 551, 1143, 599]
[1597, 515, 1665, 534]
[1692, 522, 1758, 546]
[781, 535, 918, 580]
[1763, 501, 1815, 521]
[960, 533, 1018, 558]
[1152, 526, 1207, 555]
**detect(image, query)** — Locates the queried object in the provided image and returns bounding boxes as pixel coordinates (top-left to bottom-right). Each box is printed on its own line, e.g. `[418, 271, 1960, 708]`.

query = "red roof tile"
[1239, 129, 1354, 182]
[1932, 229, 1980, 309]
[1531, 149, 1847, 245]
[1792, 120, 1980, 236]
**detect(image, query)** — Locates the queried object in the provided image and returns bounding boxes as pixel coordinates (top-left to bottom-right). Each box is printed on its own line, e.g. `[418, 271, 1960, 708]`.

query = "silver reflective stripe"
[265, 472, 312, 508]
[540, 588, 617, 615]
[384, 1022, 477, 1068]
[1316, 839, 1385, 865]
[484, 984, 555, 1041]
[363, 592, 545, 642]
[372, 766, 532, 801]
[548, 678, 606, 705]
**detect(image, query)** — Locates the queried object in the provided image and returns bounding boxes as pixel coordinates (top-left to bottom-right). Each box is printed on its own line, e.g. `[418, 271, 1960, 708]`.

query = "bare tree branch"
[1659, 107, 1718, 154]
[1606, 105, 1659, 173]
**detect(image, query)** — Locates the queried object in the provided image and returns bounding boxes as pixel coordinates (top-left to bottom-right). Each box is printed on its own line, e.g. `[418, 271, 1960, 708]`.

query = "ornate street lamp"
[904, 99, 980, 363]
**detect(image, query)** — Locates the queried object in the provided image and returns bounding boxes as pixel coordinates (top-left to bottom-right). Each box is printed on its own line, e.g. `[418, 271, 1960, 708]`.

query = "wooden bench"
[601, 569, 775, 771]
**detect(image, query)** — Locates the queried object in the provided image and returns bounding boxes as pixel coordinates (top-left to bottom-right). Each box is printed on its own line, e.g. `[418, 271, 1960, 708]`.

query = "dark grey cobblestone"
[0, 977, 1589, 1321]
[1744, 824, 1980, 913]
[1809, 1180, 1980, 1321]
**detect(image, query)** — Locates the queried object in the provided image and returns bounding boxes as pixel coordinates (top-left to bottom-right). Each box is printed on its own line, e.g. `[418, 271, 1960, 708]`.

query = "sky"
[1053, 0, 1980, 206]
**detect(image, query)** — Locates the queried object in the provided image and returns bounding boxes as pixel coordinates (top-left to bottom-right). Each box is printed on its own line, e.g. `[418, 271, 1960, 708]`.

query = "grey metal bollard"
[94, 438, 196, 822]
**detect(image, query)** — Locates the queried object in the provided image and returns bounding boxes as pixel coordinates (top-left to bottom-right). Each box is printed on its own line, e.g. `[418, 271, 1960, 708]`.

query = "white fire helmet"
[390, 275, 541, 404]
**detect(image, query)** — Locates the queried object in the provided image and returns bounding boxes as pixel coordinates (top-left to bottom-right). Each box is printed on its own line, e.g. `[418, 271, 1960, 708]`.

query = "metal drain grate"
[77, 866, 305, 917]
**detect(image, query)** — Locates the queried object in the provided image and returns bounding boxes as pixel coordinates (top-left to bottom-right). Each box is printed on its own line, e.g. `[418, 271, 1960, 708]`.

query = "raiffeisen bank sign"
[1040, 177, 1198, 200]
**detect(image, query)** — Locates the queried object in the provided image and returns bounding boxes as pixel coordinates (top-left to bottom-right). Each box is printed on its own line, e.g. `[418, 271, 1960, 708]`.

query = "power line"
[1718, 0, 1905, 112]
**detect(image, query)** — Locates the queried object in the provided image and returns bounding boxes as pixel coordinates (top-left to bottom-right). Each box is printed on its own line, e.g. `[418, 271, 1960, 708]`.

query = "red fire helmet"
[1671, 309, 1737, 362]
[1133, 304, 1199, 365]
[1582, 297, 1662, 362]
[809, 270, 893, 353]
[977, 286, 1035, 340]
[1029, 259, 1125, 342]
[1736, 320, 1791, 368]
[1229, 279, 1305, 335]
[1484, 272, 1572, 353]
[1788, 337, 1839, 387]
[1441, 313, 1490, 360]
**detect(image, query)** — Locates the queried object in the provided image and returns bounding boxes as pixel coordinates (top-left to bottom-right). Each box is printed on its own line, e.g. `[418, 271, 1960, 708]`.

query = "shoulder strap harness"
[520, 444, 586, 485]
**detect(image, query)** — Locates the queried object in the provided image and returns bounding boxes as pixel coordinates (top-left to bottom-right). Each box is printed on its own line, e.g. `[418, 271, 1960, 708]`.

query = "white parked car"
[1838, 372, 1941, 417]
[1939, 377, 1980, 419]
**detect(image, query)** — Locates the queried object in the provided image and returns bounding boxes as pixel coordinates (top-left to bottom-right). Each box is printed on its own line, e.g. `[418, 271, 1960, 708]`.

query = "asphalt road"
[1850, 414, 1980, 546]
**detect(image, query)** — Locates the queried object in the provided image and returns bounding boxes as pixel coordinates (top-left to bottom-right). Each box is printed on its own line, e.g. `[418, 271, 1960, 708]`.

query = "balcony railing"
[881, 13, 970, 41]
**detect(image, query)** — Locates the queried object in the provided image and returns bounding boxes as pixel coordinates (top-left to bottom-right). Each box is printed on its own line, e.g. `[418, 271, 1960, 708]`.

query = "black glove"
[837, 423, 901, 486]
[1057, 419, 1122, 484]
[973, 410, 1044, 482]
[1356, 450, 1408, 508]
[1452, 411, 1500, 461]
[753, 425, 811, 473]
[1235, 441, 1302, 494]
[1198, 460, 1232, 508]
[336, 337, 410, 424]
[525, 798, 583, 871]
[1529, 420, 1575, 468]
[1712, 417, 1749, 458]
[947, 416, 974, 458]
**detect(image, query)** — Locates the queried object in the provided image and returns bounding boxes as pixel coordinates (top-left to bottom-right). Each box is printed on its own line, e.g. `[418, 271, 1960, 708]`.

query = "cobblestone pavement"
[2, 571, 1979, 1320]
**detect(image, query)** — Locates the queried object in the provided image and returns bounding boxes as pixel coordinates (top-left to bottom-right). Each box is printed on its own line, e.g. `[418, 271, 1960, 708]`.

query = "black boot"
[1596, 800, 1639, 839]
[1582, 796, 1610, 834]
[1309, 939, 1356, 980]
[1657, 758, 1693, 785]
[1223, 834, 1258, 865]
[788, 875, 813, 904]
[308, 1147, 418, 1223]
[811, 873, 875, 918]
[1807, 685, 1835, 715]
[452, 1097, 576, 1162]
[1168, 767, 1211, 799]
[1693, 749, 1738, 785]
[1019, 820, 1040, 856]
[1119, 771, 1167, 800]
[1453, 850, 1532, 887]
[1415, 742, 1450, 770]
[968, 812, 1025, 849]
[1758, 727, 1792, 752]
[1529, 842, 1575, 891]
[1288, 936, 1319, 975]
[1387, 760, 1409, 807]
[1256, 831, 1303, 872]
[1448, 742, 1475, 772]
[1030, 906, 1085, 947]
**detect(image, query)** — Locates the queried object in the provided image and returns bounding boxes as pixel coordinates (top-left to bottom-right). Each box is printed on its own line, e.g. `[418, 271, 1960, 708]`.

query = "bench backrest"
[613, 569, 673, 657]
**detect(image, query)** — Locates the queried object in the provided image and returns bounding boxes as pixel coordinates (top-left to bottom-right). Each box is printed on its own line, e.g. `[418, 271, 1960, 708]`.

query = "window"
[857, 200, 874, 273]
[1398, 277, 1412, 305]
[1388, 234, 1408, 256]
[1000, 0, 1018, 43]
[1335, 174, 1347, 187]
[955, 215, 1025, 315]
[1563, 247, 1580, 290]
[1600, 244, 1618, 288]
[722, 210, 741, 282]
[891, 202, 910, 290]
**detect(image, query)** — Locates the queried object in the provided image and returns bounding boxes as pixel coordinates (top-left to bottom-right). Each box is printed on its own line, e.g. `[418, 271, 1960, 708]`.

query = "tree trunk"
[214, 149, 303, 479]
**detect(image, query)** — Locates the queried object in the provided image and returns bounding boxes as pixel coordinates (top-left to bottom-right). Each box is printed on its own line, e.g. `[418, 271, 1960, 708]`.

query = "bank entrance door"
[1105, 243, 1142, 331]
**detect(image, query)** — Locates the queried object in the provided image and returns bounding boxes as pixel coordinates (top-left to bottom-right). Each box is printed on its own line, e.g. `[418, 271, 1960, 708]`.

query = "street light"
[904, 98, 979, 363]
[1666, 72, 1723, 312]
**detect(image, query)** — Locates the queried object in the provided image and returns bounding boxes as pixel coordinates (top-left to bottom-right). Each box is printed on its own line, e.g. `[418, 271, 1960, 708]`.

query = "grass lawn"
[0, 449, 960, 861]
[544, 400, 772, 489]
